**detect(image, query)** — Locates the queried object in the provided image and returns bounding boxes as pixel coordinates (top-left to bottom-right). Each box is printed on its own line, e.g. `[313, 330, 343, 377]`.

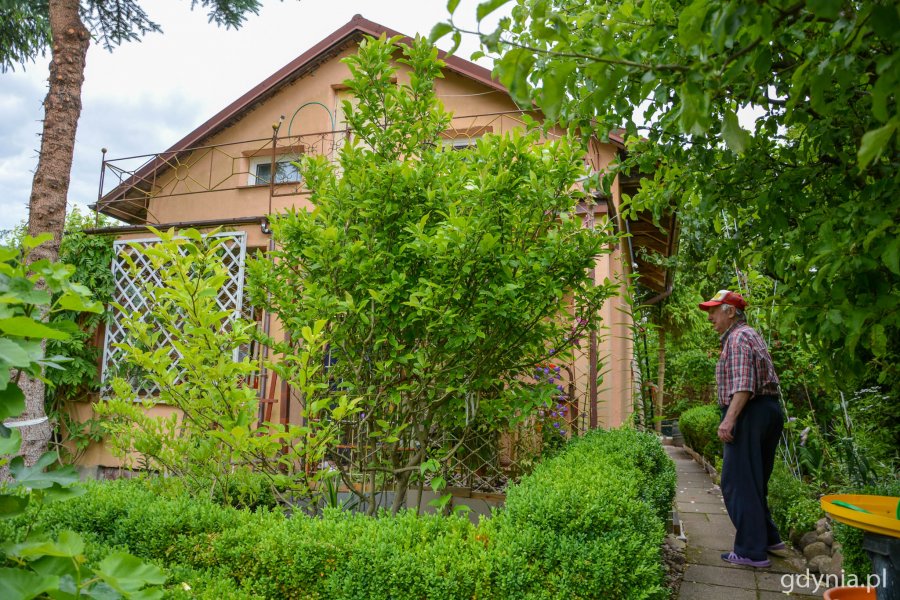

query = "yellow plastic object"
[821, 494, 900, 538]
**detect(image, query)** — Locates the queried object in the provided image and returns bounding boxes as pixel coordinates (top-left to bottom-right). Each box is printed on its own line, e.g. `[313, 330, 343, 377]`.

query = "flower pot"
[823, 586, 876, 600]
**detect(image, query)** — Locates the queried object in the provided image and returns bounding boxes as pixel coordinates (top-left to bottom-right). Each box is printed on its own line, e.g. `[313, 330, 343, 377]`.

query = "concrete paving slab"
[757, 571, 823, 595]
[677, 501, 730, 514]
[758, 591, 822, 600]
[683, 564, 757, 588]
[678, 581, 757, 600]
[685, 546, 747, 568]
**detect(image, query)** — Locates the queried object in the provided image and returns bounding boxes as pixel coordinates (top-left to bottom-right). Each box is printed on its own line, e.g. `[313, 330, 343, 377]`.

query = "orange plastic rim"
[820, 494, 900, 538]
[823, 585, 877, 600]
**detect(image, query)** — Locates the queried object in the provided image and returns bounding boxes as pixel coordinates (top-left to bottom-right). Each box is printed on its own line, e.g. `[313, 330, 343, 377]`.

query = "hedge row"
[3, 427, 675, 600]
[678, 403, 722, 465]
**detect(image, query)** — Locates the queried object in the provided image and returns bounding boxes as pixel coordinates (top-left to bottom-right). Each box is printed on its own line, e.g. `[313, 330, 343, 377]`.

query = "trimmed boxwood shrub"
[8, 428, 674, 599]
[679, 403, 722, 464]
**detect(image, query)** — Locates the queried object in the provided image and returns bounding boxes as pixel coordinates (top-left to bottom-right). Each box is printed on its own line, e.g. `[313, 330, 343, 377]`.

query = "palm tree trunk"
[20, 0, 89, 466]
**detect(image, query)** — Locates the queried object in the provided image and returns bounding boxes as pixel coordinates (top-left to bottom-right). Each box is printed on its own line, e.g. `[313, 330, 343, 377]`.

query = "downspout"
[257, 229, 275, 425]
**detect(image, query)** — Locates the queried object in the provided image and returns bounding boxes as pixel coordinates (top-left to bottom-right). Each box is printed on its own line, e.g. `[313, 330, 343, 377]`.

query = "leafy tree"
[249, 35, 619, 513]
[439, 0, 899, 402]
[0, 0, 284, 467]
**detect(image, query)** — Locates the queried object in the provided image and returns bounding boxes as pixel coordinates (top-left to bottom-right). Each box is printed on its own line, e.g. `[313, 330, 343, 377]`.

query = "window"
[444, 136, 481, 151]
[248, 156, 302, 186]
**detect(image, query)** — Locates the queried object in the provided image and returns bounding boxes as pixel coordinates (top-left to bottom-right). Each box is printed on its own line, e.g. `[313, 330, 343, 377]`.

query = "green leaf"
[677, 0, 709, 46]
[42, 483, 87, 504]
[429, 22, 453, 44]
[0, 339, 34, 370]
[722, 110, 750, 153]
[0, 317, 70, 340]
[9, 453, 80, 490]
[447, 0, 461, 13]
[706, 254, 718, 276]
[56, 293, 102, 314]
[0, 494, 29, 519]
[806, 0, 841, 20]
[94, 553, 166, 593]
[540, 62, 575, 121]
[497, 48, 536, 104]
[0, 428, 22, 455]
[858, 121, 896, 170]
[0, 568, 58, 600]
[0, 383, 26, 421]
[28, 555, 79, 582]
[22, 234, 53, 251]
[476, 0, 509, 21]
[7, 531, 84, 559]
[882, 237, 900, 275]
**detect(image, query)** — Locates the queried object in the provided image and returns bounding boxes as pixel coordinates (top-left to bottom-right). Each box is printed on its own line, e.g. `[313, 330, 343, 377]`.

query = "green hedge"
[678, 404, 722, 465]
[4, 428, 674, 600]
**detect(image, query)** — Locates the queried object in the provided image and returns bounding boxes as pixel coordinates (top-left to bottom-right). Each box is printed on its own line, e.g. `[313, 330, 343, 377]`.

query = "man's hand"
[718, 416, 735, 443]
[718, 391, 751, 443]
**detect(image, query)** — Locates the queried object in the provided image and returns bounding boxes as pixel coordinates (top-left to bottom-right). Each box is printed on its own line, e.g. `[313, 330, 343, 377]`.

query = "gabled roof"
[96, 15, 515, 221]
[164, 15, 507, 153]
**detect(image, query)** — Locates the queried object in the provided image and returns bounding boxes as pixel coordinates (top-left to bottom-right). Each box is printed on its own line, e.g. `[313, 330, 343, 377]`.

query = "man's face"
[706, 304, 734, 335]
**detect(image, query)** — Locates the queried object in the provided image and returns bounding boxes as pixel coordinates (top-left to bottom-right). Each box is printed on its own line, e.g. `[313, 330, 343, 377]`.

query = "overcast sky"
[0, 0, 503, 231]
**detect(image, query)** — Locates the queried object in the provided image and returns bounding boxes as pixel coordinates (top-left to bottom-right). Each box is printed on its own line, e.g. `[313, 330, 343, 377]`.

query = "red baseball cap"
[699, 289, 747, 311]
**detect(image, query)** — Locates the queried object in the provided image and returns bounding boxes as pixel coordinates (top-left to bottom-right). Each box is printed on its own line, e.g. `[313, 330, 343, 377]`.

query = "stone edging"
[681, 444, 718, 479]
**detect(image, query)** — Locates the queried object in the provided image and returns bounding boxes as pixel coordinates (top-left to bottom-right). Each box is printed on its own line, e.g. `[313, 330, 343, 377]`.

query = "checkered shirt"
[716, 321, 780, 406]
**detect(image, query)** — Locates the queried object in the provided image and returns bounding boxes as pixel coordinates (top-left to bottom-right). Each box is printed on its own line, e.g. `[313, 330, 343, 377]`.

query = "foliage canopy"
[250, 34, 619, 512]
[439, 0, 900, 392]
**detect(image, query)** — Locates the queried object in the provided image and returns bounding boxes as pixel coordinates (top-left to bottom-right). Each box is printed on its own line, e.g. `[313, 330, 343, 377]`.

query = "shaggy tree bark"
[20, 0, 90, 466]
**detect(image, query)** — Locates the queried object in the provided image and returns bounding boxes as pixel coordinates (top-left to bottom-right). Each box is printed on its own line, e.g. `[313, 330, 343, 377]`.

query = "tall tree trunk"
[20, 0, 90, 466]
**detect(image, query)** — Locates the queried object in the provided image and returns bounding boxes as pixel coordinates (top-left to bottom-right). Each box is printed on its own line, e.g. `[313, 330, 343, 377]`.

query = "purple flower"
[556, 384, 564, 392]
[552, 422, 560, 429]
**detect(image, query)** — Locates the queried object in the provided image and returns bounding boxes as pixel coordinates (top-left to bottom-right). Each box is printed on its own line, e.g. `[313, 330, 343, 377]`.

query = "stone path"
[666, 445, 828, 599]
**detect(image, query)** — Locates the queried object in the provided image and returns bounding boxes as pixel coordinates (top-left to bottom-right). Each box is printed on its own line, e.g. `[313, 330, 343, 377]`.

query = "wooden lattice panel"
[101, 232, 247, 397]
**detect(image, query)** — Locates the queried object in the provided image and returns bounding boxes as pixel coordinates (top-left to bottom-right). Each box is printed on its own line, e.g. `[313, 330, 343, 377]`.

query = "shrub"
[767, 461, 822, 540]
[679, 403, 722, 464]
[492, 428, 674, 599]
[9, 428, 674, 600]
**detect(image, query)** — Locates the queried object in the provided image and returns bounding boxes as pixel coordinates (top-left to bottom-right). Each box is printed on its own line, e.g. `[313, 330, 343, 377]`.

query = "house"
[75, 16, 677, 487]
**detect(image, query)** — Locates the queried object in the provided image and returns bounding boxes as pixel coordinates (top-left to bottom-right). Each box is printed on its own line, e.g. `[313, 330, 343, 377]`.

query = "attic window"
[249, 156, 302, 186]
[444, 136, 481, 150]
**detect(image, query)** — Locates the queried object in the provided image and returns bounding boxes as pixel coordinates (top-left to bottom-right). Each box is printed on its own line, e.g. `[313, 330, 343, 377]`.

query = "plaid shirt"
[717, 321, 780, 406]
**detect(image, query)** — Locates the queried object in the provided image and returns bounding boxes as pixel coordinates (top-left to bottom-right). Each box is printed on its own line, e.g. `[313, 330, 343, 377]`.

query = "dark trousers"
[720, 396, 784, 561]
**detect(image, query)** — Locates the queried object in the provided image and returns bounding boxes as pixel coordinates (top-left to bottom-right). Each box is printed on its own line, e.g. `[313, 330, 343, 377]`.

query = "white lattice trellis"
[101, 232, 248, 397]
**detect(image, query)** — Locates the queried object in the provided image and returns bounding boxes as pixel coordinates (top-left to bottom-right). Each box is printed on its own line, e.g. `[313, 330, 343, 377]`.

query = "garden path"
[666, 445, 825, 600]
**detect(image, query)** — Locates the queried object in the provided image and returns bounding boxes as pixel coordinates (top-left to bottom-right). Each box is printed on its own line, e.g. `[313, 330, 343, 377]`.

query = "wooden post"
[656, 326, 666, 433]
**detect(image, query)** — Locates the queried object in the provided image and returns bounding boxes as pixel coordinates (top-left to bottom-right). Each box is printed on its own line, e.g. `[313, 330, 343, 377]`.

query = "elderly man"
[699, 289, 785, 568]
